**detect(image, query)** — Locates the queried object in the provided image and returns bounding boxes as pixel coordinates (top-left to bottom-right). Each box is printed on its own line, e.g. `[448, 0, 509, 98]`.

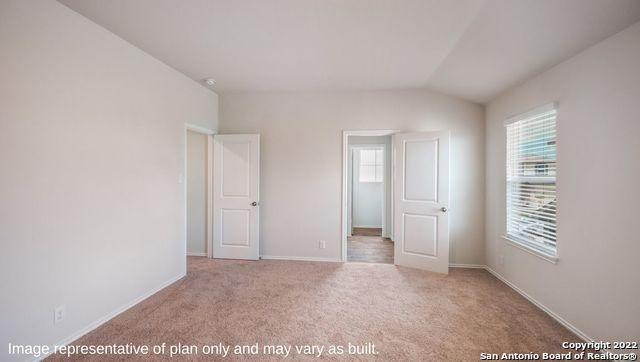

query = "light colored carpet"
[49, 257, 581, 361]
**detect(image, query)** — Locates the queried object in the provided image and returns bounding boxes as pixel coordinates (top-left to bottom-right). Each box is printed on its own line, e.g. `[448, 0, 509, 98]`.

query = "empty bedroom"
[1, 0, 639, 360]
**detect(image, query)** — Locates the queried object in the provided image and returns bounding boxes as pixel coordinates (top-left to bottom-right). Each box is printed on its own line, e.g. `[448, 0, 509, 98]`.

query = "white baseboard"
[260, 257, 489, 268]
[449, 263, 485, 268]
[35, 273, 185, 362]
[260, 256, 490, 268]
[484, 266, 594, 343]
[352, 225, 383, 229]
[260, 255, 342, 263]
[186, 252, 207, 257]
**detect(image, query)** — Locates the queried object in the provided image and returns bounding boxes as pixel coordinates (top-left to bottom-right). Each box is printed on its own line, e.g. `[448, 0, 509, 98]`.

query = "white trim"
[342, 130, 399, 262]
[258, 257, 491, 268]
[206, 134, 214, 258]
[502, 235, 558, 264]
[260, 255, 342, 263]
[185, 123, 216, 135]
[449, 263, 485, 269]
[34, 273, 185, 362]
[352, 225, 384, 228]
[185, 124, 216, 259]
[187, 252, 207, 257]
[504, 101, 557, 126]
[485, 266, 593, 343]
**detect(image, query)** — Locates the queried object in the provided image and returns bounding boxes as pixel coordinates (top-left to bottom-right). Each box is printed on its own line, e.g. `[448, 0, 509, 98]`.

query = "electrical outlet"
[498, 255, 505, 267]
[319, 240, 326, 249]
[54, 305, 65, 325]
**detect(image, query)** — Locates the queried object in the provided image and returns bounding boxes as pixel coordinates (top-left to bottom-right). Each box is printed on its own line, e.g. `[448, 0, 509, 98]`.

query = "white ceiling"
[60, 0, 640, 103]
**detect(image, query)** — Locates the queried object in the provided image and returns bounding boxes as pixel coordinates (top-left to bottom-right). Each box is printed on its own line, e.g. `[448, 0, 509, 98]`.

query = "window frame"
[503, 102, 559, 263]
[358, 147, 384, 183]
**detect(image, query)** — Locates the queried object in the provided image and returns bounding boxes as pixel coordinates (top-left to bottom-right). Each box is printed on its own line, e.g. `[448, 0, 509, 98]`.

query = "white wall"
[187, 131, 208, 256]
[220, 90, 484, 264]
[0, 1, 218, 360]
[485, 21, 640, 343]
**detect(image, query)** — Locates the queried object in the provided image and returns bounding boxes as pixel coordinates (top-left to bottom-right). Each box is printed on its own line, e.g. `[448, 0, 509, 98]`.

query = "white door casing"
[212, 134, 260, 260]
[393, 131, 450, 274]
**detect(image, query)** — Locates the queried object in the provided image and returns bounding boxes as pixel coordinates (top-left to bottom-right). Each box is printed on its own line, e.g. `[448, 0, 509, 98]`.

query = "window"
[506, 103, 557, 256]
[359, 148, 384, 182]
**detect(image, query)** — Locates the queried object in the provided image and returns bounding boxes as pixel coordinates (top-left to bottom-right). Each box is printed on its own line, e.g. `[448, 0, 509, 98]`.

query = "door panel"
[394, 131, 449, 273]
[220, 209, 250, 246]
[404, 140, 438, 202]
[221, 142, 250, 197]
[403, 213, 437, 256]
[213, 134, 260, 260]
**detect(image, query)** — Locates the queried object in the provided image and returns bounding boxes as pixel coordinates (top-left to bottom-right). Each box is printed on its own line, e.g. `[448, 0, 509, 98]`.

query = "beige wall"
[220, 90, 485, 264]
[0, 1, 218, 359]
[187, 131, 208, 255]
[485, 21, 640, 342]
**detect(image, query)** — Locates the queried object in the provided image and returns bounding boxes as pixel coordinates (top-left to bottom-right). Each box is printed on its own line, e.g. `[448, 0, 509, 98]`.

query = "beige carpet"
[49, 257, 581, 361]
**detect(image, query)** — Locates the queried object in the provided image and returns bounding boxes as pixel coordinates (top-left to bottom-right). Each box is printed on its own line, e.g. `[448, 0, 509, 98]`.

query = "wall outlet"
[319, 240, 326, 249]
[498, 255, 505, 267]
[54, 305, 65, 325]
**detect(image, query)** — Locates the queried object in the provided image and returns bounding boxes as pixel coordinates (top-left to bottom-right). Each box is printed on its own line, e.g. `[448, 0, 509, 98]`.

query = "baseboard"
[259, 258, 489, 269]
[186, 252, 207, 257]
[484, 266, 594, 343]
[259, 257, 487, 267]
[35, 273, 185, 362]
[260, 255, 342, 263]
[352, 225, 383, 229]
[449, 263, 485, 268]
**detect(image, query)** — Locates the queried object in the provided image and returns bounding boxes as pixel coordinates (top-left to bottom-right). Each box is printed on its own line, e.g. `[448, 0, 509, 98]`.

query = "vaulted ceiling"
[60, 0, 640, 103]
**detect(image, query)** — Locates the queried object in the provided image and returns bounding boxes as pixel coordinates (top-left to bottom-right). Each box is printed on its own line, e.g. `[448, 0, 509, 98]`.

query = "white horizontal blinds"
[359, 149, 384, 182]
[506, 106, 557, 253]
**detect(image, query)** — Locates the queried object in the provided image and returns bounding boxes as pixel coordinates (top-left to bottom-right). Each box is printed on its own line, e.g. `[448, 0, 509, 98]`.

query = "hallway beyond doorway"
[347, 227, 393, 264]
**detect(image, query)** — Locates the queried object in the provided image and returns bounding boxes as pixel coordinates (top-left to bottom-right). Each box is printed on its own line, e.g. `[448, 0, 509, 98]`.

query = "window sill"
[501, 235, 558, 264]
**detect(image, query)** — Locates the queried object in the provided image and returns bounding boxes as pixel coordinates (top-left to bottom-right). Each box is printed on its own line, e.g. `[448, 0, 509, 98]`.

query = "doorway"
[342, 130, 451, 273]
[344, 131, 395, 263]
[185, 124, 214, 258]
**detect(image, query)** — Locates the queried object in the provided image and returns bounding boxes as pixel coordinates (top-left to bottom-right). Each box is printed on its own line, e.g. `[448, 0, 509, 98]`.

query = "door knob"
[440, 207, 448, 212]
[251, 201, 258, 206]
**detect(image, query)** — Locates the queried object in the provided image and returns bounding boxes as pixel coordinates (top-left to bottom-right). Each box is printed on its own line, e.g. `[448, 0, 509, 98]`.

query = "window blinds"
[359, 149, 384, 182]
[506, 106, 557, 253]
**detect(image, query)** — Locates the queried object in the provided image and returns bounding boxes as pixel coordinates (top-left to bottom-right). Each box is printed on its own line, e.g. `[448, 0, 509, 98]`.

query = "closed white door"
[212, 134, 260, 260]
[393, 131, 449, 274]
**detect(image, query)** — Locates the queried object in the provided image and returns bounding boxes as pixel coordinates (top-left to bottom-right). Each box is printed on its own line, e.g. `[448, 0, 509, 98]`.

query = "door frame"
[184, 123, 215, 258]
[341, 130, 399, 262]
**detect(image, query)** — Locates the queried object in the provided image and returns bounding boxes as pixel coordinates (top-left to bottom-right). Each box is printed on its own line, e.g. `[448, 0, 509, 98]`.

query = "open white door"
[212, 134, 260, 260]
[393, 131, 449, 274]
